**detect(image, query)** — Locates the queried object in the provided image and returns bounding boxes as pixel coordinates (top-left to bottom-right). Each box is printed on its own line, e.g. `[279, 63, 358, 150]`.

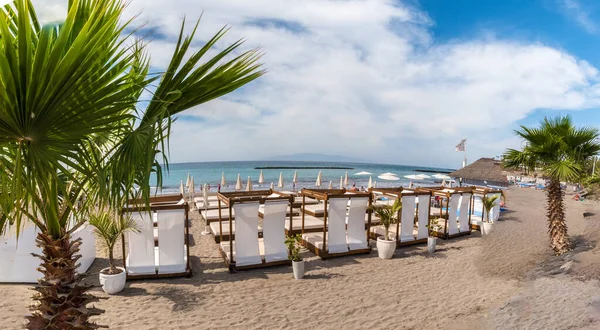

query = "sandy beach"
[2, 187, 600, 329]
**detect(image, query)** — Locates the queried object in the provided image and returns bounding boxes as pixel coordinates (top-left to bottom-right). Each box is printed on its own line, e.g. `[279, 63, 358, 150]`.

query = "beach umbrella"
[408, 181, 414, 189]
[235, 174, 242, 191]
[201, 184, 211, 235]
[340, 176, 344, 189]
[179, 180, 185, 196]
[246, 176, 253, 191]
[404, 174, 421, 180]
[315, 171, 322, 187]
[190, 177, 195, 201]
[367, 176, 372, 189]
[378, 174, 400, 181]
[442, 179, 447, 187]
[270, 182, 274, 190]
[293, 170, 298, 183]
[328, 181, 333, 189]
[278, 172, 284, 188]
[186, 173, 191, 189]
[258, 170, 264, 184]
[374, 181, 378, 188]
[355, 171, 372, 175]
[416, 174, 431, 179]
[380, 172, 397, 177]
[221, 172, 226, 186]
[432, 173, 450, 179]
[344, 171, 348, 186]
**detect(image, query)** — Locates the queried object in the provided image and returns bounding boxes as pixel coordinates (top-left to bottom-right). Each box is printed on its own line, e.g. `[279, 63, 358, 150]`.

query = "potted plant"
[481, 195, 500, 236]
[88, 211, 138, 294]
[370, 199, 402, 259]
[426, 217, 443, 254]
[285, 234, 304, 279]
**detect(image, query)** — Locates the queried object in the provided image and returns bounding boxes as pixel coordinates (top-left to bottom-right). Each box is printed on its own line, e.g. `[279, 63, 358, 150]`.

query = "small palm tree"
[370, 198, 402, 241]
[504, 116, 600, 255]
[88, 212, 138, 275]
[481, 195, 499, 223]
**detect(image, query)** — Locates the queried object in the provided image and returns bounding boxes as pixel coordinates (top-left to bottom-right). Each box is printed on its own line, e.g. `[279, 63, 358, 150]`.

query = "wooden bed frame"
[419, 187, 474, 239]
[470, 187, 503, 230]
[216, 190, 294, 272]
[121, 198, 192, 280]
[369, 187, 433, 247]
[299, 189, 372, 260]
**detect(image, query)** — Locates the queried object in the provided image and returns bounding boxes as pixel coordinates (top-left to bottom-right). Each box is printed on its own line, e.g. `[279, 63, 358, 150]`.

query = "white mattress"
[286, 215, 324, 231]
[202, 208, 234, 221]
[209, 220, 263, 236]
[220, 239, 266, 265]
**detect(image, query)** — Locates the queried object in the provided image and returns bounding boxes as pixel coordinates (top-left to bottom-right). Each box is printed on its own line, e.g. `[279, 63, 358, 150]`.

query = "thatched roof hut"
[450, 158, 508, 187]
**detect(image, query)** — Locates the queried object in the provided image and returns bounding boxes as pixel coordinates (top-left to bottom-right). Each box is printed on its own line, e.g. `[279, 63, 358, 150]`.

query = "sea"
[152, 161, 456, 194]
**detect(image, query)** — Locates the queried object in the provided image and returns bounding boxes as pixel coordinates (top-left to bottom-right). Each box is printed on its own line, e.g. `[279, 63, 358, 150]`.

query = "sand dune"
[2, 187, 600, 329]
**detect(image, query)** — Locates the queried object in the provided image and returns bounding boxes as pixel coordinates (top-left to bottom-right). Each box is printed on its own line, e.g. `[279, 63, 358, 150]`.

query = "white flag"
[455, 139, 466, 152]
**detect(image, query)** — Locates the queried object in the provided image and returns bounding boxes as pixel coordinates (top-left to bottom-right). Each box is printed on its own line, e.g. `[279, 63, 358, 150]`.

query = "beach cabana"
[216, 190, 294, 272]
[420, 187, 474, 239]
[369, 187, 431, 247]
[450, 158, 509, 188]
[299, 188, 372, 259]
[470, 187, 503, 230]
[121, 195, 191, 280]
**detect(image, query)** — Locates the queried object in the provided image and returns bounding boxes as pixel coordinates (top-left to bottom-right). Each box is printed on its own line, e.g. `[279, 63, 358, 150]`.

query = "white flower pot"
[99, 267, 126, 294]
[427, 237, 437, 254]
[482, 222, 494, 236]
[376, 237, 396, 259]
[292, 260, 305, 279]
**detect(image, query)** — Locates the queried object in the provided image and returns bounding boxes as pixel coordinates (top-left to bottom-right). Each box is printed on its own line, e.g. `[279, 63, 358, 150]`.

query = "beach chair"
[217, 190, 293, 271]
[157, 209, 188, 274]
[123, 202, 192, 280]
[370, 189, 431, 247]
[300, 189, 372, 259]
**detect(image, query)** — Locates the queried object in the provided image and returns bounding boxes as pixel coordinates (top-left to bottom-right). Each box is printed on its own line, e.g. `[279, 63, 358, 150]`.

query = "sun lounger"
[221, 202, 262, 267]
[126, 211, 156, 276]
[300, 189, 372, 259]
[202, 208, 234, 223]
[262, 200, 290, 263]
[258, 204, 299, 218]
[458, 193, 472, 233]
[157, 209, 187, 274]
[303, 203, 325, 217]
[210, 220, 264, 243]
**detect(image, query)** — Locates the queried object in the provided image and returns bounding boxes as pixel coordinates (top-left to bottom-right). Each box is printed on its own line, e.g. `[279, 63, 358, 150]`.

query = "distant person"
[207, 184, 211, 191]
[360, 186, 364, 192]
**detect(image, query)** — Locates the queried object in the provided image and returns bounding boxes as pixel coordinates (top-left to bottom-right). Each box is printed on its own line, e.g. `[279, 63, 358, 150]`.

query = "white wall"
[0, 225, 96, 283]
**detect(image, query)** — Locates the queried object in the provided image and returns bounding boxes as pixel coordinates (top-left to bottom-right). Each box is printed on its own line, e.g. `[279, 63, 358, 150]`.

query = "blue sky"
[34, 0, 600, 168]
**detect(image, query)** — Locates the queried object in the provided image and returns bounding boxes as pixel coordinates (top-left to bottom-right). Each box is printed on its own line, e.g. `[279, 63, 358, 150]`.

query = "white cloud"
[559, 0, 597, 33]
[31, 0, 600, 168]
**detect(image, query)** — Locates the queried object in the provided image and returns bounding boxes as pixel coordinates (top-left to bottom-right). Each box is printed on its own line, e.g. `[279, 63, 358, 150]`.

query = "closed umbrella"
[186, 173, 191, 189]
[190, 177, 195, 202]
[442, 179, 447, 187]
[315, 171, 322, 187]
[293, 170, 298, 183]
[246, 176, 253, 191]
[344, 171, 348, 186]
[374, 181, 378, 188]
[235, 174, 242, 191]
[221, 172, 226, 186]
[278, 172, 284, 188]
[270, 182, 274, 190]
[328, 181, 333, 189]
[258, 170, 264, 184]
[201, 183, 210, 235]
[340, 176, 344, 189]
[367, 176, 372, 189]
[179, 180, 185, 196]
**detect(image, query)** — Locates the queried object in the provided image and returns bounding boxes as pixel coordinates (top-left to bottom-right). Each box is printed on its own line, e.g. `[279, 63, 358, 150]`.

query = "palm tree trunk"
[547, 179, 571, 255]
[26, 231, 105, 329]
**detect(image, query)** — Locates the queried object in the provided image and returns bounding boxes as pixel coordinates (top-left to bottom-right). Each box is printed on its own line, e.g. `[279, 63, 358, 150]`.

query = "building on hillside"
[449, 157, 509, 188]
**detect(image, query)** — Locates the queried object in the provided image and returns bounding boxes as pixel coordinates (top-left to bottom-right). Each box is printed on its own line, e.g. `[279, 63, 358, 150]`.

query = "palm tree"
[0, 0, 264, 328]
[481, 195, 499, 223]
[503, 116, 600, 255]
